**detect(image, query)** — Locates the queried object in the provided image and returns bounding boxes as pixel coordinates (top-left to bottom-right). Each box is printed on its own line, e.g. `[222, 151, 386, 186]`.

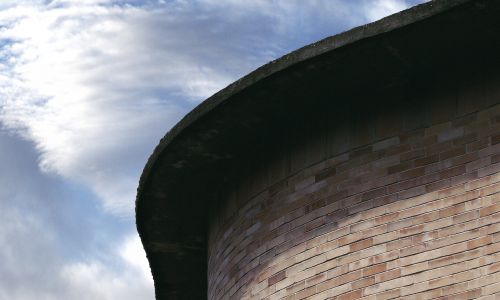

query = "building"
[136, 0, 500, 298]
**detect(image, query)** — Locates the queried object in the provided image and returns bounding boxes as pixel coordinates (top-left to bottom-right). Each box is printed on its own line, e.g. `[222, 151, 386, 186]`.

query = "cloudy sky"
[0, 0, 427, 299]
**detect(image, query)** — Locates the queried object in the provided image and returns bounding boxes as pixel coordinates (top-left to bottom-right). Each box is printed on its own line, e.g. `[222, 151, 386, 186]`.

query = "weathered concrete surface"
[136, 0, 500, 298]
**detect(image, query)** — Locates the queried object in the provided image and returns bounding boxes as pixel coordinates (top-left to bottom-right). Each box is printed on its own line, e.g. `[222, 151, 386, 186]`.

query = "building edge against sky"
[136, 0, 500, 299]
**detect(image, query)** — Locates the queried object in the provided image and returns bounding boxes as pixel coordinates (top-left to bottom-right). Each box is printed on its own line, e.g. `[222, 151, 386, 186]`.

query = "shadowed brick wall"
[207, 73, 500, 299]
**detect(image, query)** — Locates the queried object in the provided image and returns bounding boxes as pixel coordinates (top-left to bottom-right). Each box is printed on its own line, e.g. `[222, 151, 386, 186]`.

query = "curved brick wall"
[207, 78, 500, 299]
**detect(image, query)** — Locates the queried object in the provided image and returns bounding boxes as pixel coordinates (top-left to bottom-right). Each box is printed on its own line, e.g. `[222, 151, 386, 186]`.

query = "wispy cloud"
[0, 218, 152, 300]
[60, 235, 153, 300]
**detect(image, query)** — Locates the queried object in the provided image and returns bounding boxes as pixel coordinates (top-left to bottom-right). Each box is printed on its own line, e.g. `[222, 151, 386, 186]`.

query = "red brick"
[350, 238, 373, 252]
[268, 271, 286, 286]
[337, 289, 362, 300]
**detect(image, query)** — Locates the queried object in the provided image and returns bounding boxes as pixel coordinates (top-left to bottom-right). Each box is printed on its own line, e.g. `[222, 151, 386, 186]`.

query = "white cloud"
[60, 234, 154, 300]
[363, 0, 410, 21]
[0, 218, 153, 300]
[120, 234, 152, 282]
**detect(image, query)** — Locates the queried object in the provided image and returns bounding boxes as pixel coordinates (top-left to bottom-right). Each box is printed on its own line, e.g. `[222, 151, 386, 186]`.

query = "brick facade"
[207, 77, 500, 299]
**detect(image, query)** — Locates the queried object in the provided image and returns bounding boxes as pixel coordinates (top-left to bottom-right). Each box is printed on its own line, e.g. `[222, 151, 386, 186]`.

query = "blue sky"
[0, 0, 427, 299]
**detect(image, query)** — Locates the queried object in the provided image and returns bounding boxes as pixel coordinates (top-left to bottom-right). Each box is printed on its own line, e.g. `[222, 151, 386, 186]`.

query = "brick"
[337, 289, 362, 300]
[492, 133, 500, 145]
[365, 276, 414, 295]
[295, 285, 316, 299]
[362, 187, 387, 201]
[399, 186, 426, 200]
[375, 268, 401, 283]
[415, 154, 440, 167]
[326, 245, 350, 260]
[304, 217, 327, 232]
[349, 200, 374, 215]
[372, 289, 401, 299]
[467, 138, 490, 152]
[480, 181, 500, 196]
[467, 236, 493, 249]
[453, 210, 479, 223]
[388, 218, 413, 232]
[426, 179, 451, 192]
[439, 164, 466, 179]
[305, 272, 327, 287]
[352, 276, 375, 289]
[439, 145, 466, 160]
[451, 152, 479, 165]
[363, 263, 387, 277]
[350, 238, 373, 252]
[481, 203, 500, 217]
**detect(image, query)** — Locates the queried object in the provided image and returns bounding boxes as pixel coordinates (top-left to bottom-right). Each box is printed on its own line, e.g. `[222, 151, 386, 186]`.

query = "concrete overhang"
[136, 0, 500, 298]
